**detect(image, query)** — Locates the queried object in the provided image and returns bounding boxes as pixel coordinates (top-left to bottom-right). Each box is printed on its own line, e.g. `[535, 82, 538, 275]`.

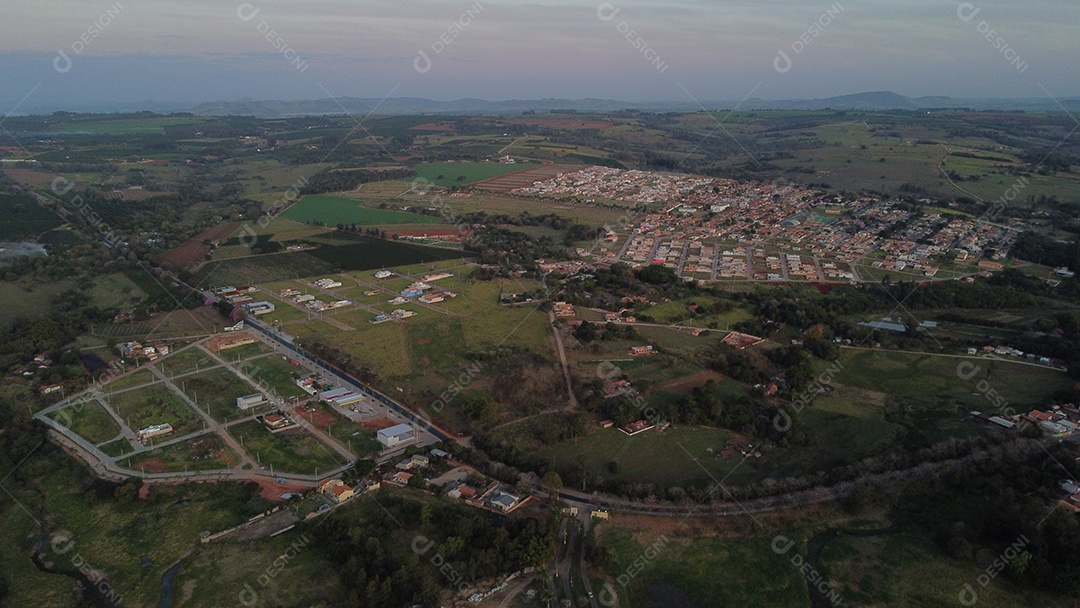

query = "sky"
[1, 0, 1077, 112]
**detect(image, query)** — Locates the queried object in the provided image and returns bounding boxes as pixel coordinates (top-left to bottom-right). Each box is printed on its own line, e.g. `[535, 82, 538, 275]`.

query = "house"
[263, 414, 291, 430]
[378, 423, 416, 448]
[621, 420, 655, 436]
[628, 345, 655, 356]
[446, 482, 477, 500]
[396, 454, 430, 470]
[488, 491, 521, 513]
[320, 479, 354, 503]
[389, 471, 414, 485]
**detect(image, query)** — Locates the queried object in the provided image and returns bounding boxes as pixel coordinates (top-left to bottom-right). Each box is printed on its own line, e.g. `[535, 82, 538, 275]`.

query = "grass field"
[281, 194, 443, 226]
[821, 348, 1070, 410]
[599, 526, 810, 608]
[413, 161, 537, 186]
[179, 367, 263, 422]
[818, 529, 1075, 607]
[99, 437, 136, 457]
[157, 346, 218, 377]
[227, 420, 345, 475]
[531, 423, 750, 487]
[108, 386, 202, 437]
[50, 400, 121, 444]
[103, 368, 157, 392]
[238, 355, 306, 398]
[0, 279, 77, 324]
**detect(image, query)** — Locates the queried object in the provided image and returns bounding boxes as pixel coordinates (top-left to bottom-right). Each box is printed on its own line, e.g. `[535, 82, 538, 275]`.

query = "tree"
[541, 471, 563, 492]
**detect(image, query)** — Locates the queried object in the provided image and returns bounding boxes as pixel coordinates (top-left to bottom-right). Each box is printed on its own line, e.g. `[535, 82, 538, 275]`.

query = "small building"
[237, 393, 266, 410]
[138, 423, 173, 441]
[396, 454, 430, 470]
[488, 491, 521, 513]
[628, 345, 655, 357]
[263, 414, 290, 430]
[320, 479, 354, 503]
[378, 423, 416, 448]
[321, 387, 364, 407]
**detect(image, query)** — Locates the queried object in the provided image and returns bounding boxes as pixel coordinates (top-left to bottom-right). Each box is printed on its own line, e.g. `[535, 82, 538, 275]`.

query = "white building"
[377, 423, 416, 448]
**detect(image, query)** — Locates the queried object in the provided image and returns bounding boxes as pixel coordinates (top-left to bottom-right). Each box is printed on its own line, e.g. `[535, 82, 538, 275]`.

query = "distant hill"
[14, 91, 1080, 117]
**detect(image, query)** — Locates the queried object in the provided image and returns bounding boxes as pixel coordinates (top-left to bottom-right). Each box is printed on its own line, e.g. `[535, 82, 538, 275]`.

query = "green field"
[281, 194, 443, 226]
[0, 193, 63, 240]
[531, 423, 747, 487]
[238, 355, 306, 398]
[821, 348, 1070, 410]
[103, 368, 157, 392]
[817, 529, 1075, 608]
[193, 237, 467, 287]
[599, 527, 810, 608]
[156, 346, 217, 377]
[179, 367, 263, 422]
[227, 420, 345, 475]
[49, 400, 121, 444]
[109, 385, 202, 437]
[413, 161, 537, 186]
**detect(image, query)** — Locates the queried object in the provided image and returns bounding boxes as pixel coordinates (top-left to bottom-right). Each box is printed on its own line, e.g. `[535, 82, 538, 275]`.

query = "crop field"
[227, 420, 345, 475]
[471, 163, 582, 192]
[50, 400, 121, 444]
[178, 367, 262, 422]
[413, 161, 538, 186]
[194, 237, 467, 287]
[281, 194, 442, 225]
[0, 193, 63, 239]
[109, 386, 202, 437]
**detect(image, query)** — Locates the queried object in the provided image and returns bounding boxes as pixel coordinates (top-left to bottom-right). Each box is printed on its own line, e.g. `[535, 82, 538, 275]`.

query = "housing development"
[2, 55, 1080, 608]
